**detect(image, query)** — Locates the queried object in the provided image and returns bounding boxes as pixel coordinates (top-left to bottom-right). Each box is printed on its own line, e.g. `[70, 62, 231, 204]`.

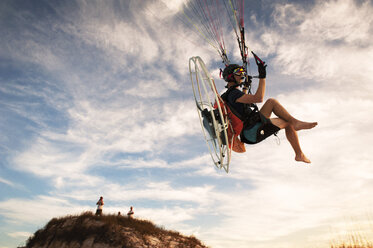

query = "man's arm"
[236, 54, 267, 104]
[236, 78, 266, 104]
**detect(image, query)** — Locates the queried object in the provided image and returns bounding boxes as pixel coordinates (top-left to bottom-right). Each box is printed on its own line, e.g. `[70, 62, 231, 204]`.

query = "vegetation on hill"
[25, 211, 207, 248]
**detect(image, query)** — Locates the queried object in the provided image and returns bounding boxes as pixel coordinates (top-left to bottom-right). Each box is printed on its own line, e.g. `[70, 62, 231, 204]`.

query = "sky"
[0, 0, 373, 247]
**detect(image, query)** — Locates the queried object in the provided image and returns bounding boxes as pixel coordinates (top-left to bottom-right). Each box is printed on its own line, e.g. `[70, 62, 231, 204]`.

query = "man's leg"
[260, 98, 317, 131]
[270, 118, 311, 163]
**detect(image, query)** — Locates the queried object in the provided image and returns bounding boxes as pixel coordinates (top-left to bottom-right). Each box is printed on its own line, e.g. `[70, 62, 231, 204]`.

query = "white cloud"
[6, 232, 32, 239]
[0, 196, 90, 225]
[56, 179, 216, 206]
[0, 177, 14, 187]
[159, 0, 188, 13]
[0, 180, 216, 226]
[263, 0, 373, 83]
[4, 0, 213, 182]
[123, 73, 179, 99]
[134, 206, 199, 232]
[11, 95, 201, 180]
[0, 177, 26, 191]
[13, 137, 88, 177]
[64, 98, 199, 153]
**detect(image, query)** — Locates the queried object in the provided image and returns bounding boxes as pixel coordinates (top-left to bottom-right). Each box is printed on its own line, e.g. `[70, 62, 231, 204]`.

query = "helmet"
[222, 64, 241, 82]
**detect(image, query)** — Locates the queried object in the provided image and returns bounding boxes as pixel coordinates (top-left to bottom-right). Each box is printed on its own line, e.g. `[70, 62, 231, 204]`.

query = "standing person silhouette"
[127, 206, 134, 218]
[95, 196, 104, 216]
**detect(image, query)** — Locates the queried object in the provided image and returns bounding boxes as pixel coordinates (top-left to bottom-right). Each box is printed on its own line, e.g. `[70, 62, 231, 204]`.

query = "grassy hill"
[24, 211, 208, 248]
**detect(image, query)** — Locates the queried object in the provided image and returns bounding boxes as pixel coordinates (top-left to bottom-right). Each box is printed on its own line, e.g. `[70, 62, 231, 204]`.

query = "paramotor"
[189, 56, 233, 172]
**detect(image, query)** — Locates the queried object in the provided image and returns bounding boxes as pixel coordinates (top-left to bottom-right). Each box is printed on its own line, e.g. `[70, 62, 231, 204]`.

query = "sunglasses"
[233, 67, 246, 76]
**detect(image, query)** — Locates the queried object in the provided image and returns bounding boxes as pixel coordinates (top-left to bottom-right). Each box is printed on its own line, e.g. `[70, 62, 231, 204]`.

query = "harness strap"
[221, 87, 257, 123]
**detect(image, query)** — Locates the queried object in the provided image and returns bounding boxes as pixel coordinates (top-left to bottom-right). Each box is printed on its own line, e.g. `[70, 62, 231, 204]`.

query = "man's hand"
[257, 62, 267, 79]
[252, 51, 267, 79]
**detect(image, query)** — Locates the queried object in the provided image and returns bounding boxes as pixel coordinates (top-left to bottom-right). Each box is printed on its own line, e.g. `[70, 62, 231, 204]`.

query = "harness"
[221, 87, 273, 144]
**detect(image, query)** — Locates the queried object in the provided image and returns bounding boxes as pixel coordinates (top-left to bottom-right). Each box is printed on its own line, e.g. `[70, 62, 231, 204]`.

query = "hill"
[23, 211, 209, 248]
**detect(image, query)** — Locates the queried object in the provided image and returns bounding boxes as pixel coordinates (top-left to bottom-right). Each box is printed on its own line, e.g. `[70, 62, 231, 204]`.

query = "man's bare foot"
[295, 153, 311, 163]
[293, 120, 318, 131]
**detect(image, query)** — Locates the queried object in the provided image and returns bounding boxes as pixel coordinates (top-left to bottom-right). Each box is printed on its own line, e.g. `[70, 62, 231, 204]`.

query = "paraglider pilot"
[222, 55, 317, 163]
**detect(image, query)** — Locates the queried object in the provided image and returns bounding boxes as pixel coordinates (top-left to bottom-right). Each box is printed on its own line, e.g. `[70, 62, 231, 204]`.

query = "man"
[222, 57, 317, 163]
[95, 196, 104, 216]
[127, 206, 134, 218]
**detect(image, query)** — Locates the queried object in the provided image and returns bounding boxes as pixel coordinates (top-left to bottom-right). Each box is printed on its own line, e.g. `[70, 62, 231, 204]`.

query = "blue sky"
[1, 0, 373, 247]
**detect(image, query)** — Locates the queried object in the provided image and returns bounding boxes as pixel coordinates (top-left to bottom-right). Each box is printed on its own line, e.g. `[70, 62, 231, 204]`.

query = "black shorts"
[95, 209, 102, 216]
[240, 112, 280, 144]
[259, 120, 280, 141]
